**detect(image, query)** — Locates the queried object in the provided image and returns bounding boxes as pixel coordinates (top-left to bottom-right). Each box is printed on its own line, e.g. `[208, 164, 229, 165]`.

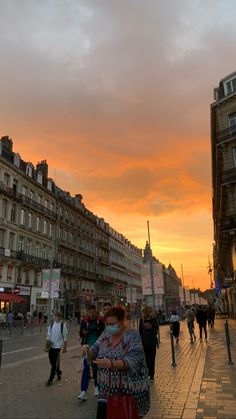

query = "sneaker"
[46, 380, 53, 387]
[57, 373, 62, 381]
[194, 335, 196, 340]
[78, 391, 87, 401]
[94, 386, 99, 396]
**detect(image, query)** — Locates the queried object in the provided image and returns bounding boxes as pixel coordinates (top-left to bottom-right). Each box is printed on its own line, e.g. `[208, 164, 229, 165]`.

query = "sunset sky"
[1, 0, 236, 290]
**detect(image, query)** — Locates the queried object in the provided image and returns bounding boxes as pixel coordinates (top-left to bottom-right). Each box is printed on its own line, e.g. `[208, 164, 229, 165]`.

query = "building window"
[42, 247, 47, 259]
[38, 195, 42, 205]
[9, 232, 15, 250]
[59, 227, 62, 239]
[36, 217, 40, 232]
[34, 271, 38, 286]
[16, 267, 22, 284]
[2, 199, 8, 219]
[45, 199, 48, 208]
[48, 248, 52, 261]
[26, 165, 32, 177]
[35, 243, 40, 258]
[4, 173, 10, 186]
[28, 213, 32, 229]
[233, 148, 236, 167]
[10, 204, 16, 223]
[18, 237, 24, 252]
[226, 77, 236, 95]
[26, 240, 32, 255]
[22, 185, 26, 195]
[43, 220, 47, 235]
[0, 229, 5, 247]
[25, 270, 29, 285]
[29, 190, 34, 200]
[49, 224, 53, 237]
[20, 209, 25, 225]
[229, 112, 236, 135]
[59, 206, 63, 218]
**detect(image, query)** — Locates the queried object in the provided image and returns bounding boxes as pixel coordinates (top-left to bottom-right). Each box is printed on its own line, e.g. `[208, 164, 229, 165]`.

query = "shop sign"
[18, 286, 31, 296]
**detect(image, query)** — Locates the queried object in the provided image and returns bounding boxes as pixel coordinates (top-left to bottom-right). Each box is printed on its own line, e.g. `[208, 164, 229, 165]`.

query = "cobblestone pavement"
[196, 319, 236, 419]
[0, 319, 235, 419]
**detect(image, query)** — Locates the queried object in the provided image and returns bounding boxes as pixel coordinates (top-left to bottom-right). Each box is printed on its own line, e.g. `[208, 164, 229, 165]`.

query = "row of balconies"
[0, 247, 134, 283]
[217, 126, 236, 144]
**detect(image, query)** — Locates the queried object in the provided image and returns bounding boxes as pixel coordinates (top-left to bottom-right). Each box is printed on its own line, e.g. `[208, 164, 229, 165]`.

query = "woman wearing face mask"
[82, 306, 150, 419]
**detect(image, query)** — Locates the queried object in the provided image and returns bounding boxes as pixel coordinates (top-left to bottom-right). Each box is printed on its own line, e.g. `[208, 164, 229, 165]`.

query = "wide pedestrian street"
[1, 319, 236, 419]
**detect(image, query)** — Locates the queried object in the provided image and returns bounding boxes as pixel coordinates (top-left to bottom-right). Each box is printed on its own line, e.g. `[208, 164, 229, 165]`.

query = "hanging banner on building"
[179, 286, 184, 303]
[184, 287, 191, 303]
[126, 287, 137, 303]
[42, 269, 61, 298]
[141, 263, 164, 295]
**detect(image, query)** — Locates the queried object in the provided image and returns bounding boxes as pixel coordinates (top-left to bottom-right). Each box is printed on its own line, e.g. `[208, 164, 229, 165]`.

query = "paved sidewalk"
[0, 320, 235, 419]
[196, 319, 236, 419]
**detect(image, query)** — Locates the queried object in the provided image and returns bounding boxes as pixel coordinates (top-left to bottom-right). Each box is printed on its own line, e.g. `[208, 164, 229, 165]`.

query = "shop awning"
[0, 292, 28, 303]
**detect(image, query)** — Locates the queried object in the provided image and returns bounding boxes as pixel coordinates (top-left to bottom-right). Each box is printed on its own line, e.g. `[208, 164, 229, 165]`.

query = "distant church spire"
[143, 241, 153, 263]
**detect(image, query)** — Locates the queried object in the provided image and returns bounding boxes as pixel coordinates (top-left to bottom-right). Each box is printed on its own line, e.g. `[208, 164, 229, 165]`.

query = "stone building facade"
[211, 71, 236, 317]
[0, 136, 143, 317]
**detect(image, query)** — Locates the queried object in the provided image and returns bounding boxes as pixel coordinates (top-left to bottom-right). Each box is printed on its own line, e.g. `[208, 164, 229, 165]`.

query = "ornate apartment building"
[211, 71, 236, 317]
[0, 136, 143, 316]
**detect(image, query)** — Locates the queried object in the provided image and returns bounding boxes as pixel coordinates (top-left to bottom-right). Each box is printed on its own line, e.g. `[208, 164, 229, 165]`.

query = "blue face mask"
[106, 324, 120, 335]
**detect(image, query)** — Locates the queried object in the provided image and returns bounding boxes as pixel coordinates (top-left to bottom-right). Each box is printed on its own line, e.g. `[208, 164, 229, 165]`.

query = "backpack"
[50, 320, 64, 339]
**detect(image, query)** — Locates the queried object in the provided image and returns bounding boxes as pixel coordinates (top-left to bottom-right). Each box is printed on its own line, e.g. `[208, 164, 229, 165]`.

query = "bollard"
[224, 320, 233, 365]
[0, 339, 3, 370]
[157, 319, 161, 344]
[170, 328, 177, 367]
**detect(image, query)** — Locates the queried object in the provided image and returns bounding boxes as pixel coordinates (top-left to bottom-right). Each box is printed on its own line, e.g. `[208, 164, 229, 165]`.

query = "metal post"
[170, 326, 177, 367]
[147, 221, 155, 309]
[224, 320, 233, 365]
[0, 339, 3, 370]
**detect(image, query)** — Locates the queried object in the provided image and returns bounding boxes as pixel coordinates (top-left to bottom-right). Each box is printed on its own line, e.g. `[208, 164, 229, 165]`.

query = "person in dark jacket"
[139, 305, 158, 381]
[196, 306, 208, 341]
[170, 310, 180, 344]
[207, 305, 216, 330]
[78, 305, 105, 400]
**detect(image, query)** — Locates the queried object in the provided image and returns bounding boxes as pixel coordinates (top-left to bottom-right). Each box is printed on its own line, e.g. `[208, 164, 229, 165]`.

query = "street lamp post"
[147, 221, 155, 309]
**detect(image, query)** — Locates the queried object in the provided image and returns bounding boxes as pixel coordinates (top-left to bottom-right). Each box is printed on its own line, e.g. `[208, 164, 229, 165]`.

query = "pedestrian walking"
[185, 306, 196, 343]
[82, 306, 150, 419]
[207, 305, 216, 330]
[6, 310, 14, 335]
[45, 311, 68, 386]
[170, 310, 180, 344]
[196, 306, 208, 341]
[139, 305, 158, 381]
[78, 305, 105, 400]
[103, 302, 112, 316]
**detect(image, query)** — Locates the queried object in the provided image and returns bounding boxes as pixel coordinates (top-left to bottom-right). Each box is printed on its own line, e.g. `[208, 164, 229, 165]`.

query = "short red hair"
[104, 306, 126, 321]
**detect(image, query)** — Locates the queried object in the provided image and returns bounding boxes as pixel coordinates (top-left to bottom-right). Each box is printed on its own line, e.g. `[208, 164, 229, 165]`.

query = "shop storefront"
[0, 291, 27, 313]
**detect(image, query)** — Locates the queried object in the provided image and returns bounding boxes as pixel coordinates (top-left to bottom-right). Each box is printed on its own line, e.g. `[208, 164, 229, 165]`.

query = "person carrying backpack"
[45, 312, 68, 386]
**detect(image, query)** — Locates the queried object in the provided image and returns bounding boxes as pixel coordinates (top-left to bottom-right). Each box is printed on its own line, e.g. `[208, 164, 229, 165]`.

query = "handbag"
[107, 394, 139, 419]
[107, 369, 139, 419]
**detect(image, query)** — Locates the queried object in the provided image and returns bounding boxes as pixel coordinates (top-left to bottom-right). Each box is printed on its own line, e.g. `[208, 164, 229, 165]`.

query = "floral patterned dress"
[90, 327, 150, 418]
